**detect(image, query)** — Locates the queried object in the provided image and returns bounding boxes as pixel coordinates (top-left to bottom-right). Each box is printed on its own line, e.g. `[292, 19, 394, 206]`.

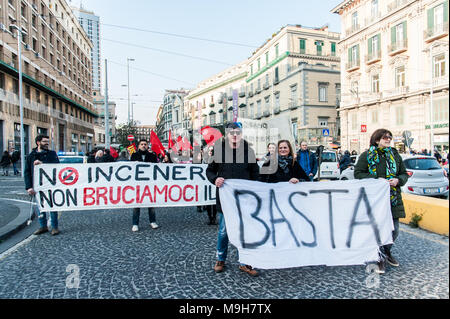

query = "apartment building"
[134, 124, 155, 143]
[244, 24, 341, 146]
[0, 0, 96, 154]
[92, 89, 116, 146]
[333, 0, 449, 153]
[160, 89, 189, 143]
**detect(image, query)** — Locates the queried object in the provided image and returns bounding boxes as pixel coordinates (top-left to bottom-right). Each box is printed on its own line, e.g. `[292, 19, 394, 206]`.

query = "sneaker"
[150, 222, 159, 229]
[51, 228, 60, 236]
[214, 261, 225, 273]
[34, 227, 49, 235]
[385, 252, 399, 267]
[132, 225, 139, 232]
[375, 260, 386, 274]
[239, 265, 259, 277]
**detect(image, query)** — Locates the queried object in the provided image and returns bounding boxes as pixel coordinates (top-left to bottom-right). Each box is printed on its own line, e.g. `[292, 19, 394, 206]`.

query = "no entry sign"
[127, 135, 135, 142]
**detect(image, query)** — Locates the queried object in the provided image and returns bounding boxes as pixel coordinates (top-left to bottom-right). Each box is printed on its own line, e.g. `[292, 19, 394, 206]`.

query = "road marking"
[400, 228, 449, 246]
[0, 235, 37, 262]
[0, 198, 36, 205]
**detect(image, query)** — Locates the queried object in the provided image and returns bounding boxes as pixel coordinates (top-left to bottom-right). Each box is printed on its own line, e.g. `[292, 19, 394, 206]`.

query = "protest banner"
[219, 179, 394, 269]
[34, 162, 216, 212]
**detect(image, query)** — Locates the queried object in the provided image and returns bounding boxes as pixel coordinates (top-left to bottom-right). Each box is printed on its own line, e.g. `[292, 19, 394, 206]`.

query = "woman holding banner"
[260, 140, 309, 184]
[354, 129, 409, 275]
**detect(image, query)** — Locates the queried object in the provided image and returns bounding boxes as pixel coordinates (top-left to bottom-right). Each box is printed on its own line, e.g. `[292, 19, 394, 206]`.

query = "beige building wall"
[333, 0, 449, 153]
[0, 0, 96, 154]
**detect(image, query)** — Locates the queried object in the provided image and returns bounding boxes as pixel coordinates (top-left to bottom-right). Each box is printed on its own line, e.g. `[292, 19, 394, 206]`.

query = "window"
[315, 41, 323, 56]
[395, 66, 405, 87]
[433, 98, 449, 122]
[0, 73, 4, 89]
[331, 42, 336, 56]
[35, 89, 40, 103]
[351, 113, 358, 130]
[249, 103, 254, 118]
[351, 81, 359, 97]
[290, 85, 298, 106]
[371, 110, 378, 123]
[265, 52, 269, 65]
[257, 100, 262, 115]
[292, 121, 298, 140]
[318, 83, 328, 102]
[352, 11, 359, 31]
[264, 96, 270, 112]
[433, 54, 446, 78]
[275, 93, 280, 109]
[318, 118, 328, 127]
[391, 22, 407, 50]
[368, 34, 380, 59]
[300, 39, 306, 54]
[396, 106, 404, 125]
[274, 67, 279, 83]
[433, 3, 445, 33]
[250, 64, 253, 76]
[257, 58, 261, 71]
[371, 74, 380, 93]
[371, 0, 379, 18]
[275, 44, 279, 58]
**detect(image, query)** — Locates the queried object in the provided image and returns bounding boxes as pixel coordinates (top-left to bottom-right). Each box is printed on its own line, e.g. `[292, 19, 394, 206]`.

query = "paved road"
[0, 201, 448, 299]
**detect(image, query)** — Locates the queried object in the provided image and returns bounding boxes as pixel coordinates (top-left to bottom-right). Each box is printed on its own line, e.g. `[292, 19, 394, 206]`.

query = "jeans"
[12, 162, 19, 175]
[36, 205, 58, 229]
[206, 205, 217, 222]
[132, 207, 156, 226]
[381, 218, 399, 255]
[216, 213, 246, 266]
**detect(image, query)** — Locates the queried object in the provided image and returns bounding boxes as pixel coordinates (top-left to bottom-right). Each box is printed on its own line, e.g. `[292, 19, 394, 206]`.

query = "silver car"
[402, 156, 449, 198]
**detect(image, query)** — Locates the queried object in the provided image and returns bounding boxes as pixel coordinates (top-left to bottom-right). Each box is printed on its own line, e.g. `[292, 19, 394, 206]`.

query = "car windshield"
[404, 158, 441, 170]
[321, 152, 337, 162]
[60, 157, 84, 164]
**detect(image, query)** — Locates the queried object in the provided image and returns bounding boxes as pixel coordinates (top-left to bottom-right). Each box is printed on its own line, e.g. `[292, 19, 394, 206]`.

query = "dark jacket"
[206, 139, 260, 213]
[354, 148, 408, 219]
[339, 154, 352, 172]
[296, 149, 318, 177]
[24, 148, 60, 190]
[261, 158, 309, 183]
[11, 151, 20, 163]
[1, 153, 11, 167]
[130, 149, 158, 163]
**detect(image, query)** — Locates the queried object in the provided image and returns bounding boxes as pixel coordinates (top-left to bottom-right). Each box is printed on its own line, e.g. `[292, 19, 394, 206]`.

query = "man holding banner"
[24, 135, 61, 236]
[207, 122, 260, 277]
[130, 139, 159, 232]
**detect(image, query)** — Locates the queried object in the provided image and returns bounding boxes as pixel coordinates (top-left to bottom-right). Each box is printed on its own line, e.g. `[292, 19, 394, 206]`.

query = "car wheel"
[341, 177, 348, 180]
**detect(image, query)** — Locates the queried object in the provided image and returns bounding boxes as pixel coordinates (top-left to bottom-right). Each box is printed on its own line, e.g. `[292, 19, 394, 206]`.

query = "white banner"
[219, 179, 394, 269]
[34, 163, 216, 212]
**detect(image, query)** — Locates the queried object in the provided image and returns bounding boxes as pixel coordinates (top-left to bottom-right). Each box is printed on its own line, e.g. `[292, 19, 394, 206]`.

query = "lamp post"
[10, 24, 26, 178]
[126, 58, 135, 125]
[131, 102, 136, 124]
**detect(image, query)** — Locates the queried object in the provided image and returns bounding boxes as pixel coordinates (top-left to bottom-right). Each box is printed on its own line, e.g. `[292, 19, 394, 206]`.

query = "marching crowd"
[16, 122, 439, 277]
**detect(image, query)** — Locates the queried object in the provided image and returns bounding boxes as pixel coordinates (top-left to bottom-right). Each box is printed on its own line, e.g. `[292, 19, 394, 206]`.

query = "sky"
[69, 0, 342, 126]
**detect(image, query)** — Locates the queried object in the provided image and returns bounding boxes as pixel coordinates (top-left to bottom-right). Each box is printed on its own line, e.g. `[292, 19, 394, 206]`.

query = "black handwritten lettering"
[39, 168, 57, 186]
[133, 164, 148, 181]
[39, 190, 53, 208]
[288, 192, 317, 248]
[269, 189, 300, 247]
[95, 166, 113, 182]
[172, 166, 188, 181]
[154, 165, 169, 181]
[190, 166, 205, 181]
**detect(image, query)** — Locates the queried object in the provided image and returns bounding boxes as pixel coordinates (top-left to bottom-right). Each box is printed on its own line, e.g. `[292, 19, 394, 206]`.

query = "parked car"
[339, 155, 359, 180]
[58, 152, 87, 164]
[402, 156, 449, 198]
[315, 150, 340, 180]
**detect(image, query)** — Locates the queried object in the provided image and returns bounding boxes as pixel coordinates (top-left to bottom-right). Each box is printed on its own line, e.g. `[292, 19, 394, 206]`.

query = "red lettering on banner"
[84, 188, 96, 206]
[196, 185, 199, 202]
[169, 185, 183, 202]
[136, 185, 141, 204]
[183, 185, 194, 202]
[139, 185, 154, 204]
[155, 185, 168, 202]
[122, 186, 135, 204]
[109, 186, 121, 205]
[97, 187, 108, 205]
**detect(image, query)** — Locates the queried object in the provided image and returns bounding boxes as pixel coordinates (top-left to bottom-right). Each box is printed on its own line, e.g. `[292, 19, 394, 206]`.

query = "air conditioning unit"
[0, 23, 6, 32]
[25, 44, 31, 51]
[35, 52, 40, 58]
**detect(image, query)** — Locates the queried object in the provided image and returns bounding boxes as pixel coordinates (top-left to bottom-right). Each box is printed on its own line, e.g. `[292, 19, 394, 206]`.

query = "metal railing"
[365, 50, 381, 63]
[345, 59, 360, 70]
[424, 22, 449, 40]
[388, 40, 408, 53]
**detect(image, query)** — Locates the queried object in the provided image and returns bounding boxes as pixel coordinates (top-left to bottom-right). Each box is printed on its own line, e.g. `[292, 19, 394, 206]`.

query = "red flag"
[168, 130, 175, 150]
[150, 130, 165, 156]
[110, 147, 119, 159]
[182, 136, 193, 150]
[201, 126, 223, 146]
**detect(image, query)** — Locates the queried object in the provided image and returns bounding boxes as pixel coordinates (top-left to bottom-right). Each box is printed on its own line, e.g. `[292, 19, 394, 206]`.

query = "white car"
[315, 151, 340, 180]
[339, 155, 359, 180]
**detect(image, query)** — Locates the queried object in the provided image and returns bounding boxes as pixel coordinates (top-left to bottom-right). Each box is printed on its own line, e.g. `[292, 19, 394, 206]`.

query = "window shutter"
[368, 37, 372, 55]
[391, 26, 396, 45]
[300, 39, 305, 50]
[348, 47, 352, 63]
[377, 34, 381, 54]
[427, 8, 434, 31]
[402, 21, 407, 41]
[444, 0, 449, 22]
[331, 42, 336, 53]
[356, 44, 360, 62]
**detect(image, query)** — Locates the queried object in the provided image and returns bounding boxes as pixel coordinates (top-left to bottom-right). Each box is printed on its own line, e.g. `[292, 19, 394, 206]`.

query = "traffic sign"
[361, 125, 367, 133]
[127, 135, 135, 142]
[322, 129, 330, 137]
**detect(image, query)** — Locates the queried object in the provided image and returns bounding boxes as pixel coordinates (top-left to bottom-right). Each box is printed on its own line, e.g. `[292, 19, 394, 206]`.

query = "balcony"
[345, 60, 360, 72]
[345, 24, 361, 37]
[424, 22, 449, 43]
[273, 107, 280, 114]
[360, 92, 382, 104]
[248, 91, 254, 97]
[263, 83, 270, 90]
[365, 51, 381, 65]
[209, 103, 215, 108]
[263, 111, 270, 117]
[239, 91, 245, 98]
[387, 0, 410, 13]
[255, 88, 261, 94]
[365, 12, 382, 25]
[388, 40, 408, 56]
[384, 86, 409, 98]
[289, 102, 299, 110]
[273, 78, 280, 85]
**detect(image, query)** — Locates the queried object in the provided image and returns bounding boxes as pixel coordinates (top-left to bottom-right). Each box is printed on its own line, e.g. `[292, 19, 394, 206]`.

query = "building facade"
[0, 0, 96, 154]
[92, 89, 116, 146]
[333, 0, 449, 153]
[135, 124, 155, 143]
[72, 5, 101, 92]
[160, 89, 189, 143]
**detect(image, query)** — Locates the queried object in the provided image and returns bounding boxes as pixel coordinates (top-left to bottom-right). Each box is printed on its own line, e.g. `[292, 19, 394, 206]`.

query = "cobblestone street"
[0, 196, 448, 299]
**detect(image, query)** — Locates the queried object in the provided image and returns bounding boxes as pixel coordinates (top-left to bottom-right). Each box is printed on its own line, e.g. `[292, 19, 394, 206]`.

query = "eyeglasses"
[382, 136, 393, 140]
[228, 130, 242, 136]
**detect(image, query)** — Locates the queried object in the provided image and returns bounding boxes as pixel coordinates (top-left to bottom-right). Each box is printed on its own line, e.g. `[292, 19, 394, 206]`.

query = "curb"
[0, 199, 36, 242]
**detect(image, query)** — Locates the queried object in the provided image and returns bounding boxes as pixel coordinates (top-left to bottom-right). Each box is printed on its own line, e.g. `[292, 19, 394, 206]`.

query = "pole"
[17, 27, 25, 178]
[104, 59, 110, 150]
[430, 44, 434, 154]
[127, 59, 131, 125]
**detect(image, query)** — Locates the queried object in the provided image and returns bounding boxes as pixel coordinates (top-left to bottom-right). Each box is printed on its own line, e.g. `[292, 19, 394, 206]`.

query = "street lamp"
[131, 102, 136, 124]
[10, 24, 26, 178]
[126, 58, 135, 125]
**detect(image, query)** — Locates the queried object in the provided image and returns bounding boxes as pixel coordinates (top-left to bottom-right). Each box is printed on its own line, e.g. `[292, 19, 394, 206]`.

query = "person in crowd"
[10, 148, 20, 175]
[87, 149, 97, 163]
[261, 140, 309, 183]
[24, 135, 61, 236]
[116, 150, 129, 162]
[296, 141, 318, 181]
[162, 153, 173, 163]
[354, 129, 409, 274]
[1, 150, 11, 176]
[434, 149, 442, 164]
[94, 149, 104, 162]
[339, 150, 352, 173]
[206, 122, 260, 277]
[130, 139, 159, 231]
[260, 143, 276, 166]
[203, 146, 217, 225]
[351, 150, 358, 155]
